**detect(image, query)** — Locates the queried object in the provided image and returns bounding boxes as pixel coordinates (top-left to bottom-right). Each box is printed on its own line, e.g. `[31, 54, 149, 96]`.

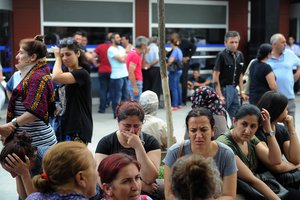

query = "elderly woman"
[26, 142, 98, 200]
[140, 90, 171, 151]
[164, 107, 237, 200]
[0, 35, 56, 147]
[95, 101, 161, 197]
[99, 153, 152, 200]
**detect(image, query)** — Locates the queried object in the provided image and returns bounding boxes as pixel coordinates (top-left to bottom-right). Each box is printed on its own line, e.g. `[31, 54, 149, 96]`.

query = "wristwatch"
[265, 130, 276, 137]
[11, 118, 19, 128]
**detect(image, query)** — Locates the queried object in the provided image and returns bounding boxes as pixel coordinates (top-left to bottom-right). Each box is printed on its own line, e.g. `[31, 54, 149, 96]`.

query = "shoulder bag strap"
[177, 140, 185, 159]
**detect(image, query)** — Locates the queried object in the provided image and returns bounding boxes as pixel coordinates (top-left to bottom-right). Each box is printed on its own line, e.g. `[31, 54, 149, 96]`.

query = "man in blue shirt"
[267, 33, 300, 120]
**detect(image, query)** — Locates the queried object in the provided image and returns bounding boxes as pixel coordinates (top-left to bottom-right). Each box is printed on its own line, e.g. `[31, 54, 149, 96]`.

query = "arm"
[164, 165, 175, 200]
[212, 70, 225, 103]
[293, 65, 300, 82]
[265, 72, 277, 90]
[239, 73, 248, 101]
[95, 153, 108, 185]
[216, 173, 237, 200]
[128, 62, 139, 96]
[256, 109, 282, 165]
[122, 131, 160, 184]
[51, 47, 76, 84]
[114, 54, 126, 63]
[282, 115, 300, 164]
[16, 176, 27, 200]
[236, 156, 280, 200]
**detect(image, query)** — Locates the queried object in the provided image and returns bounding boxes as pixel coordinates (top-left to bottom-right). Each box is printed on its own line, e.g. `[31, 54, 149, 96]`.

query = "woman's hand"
[52, 46, 61, 58]
[0, 123, 16, 138]
[283, 115, 294, 131]
[5, 153, 31, 176]
[261, 108, 272, 133]
[121, 130, 143, 149]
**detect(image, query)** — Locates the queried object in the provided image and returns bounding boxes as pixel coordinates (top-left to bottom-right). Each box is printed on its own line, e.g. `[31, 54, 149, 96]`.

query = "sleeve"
[168, 48, 178, 62]
[71, 69, 90, 87]
[222, 147, 238, 177]
[213, 52, 223, 71]
[163, 144, 179, 167]
[291, 51, 300, 67]
[6, 75, 14, 92]
[263, 64, 274, 77]
[128, 52, 139, 65]
[107, 47, 115, 59]
[95, 135, 112, 154]
[143, 133, 161, 152]
[153, 46, 159, 60]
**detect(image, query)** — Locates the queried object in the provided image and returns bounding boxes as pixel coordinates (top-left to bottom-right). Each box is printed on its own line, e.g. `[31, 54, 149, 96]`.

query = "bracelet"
[11, 118, 20, 128]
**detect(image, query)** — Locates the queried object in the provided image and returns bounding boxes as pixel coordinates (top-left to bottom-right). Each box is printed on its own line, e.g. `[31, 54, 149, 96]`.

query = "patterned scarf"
[191, 86, 226, 116]
[7, 60, 55, 124]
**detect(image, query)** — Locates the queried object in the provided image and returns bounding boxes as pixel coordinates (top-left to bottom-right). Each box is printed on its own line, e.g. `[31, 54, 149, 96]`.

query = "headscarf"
[140, 90, 159, 116]
[191, 86, 226, 116]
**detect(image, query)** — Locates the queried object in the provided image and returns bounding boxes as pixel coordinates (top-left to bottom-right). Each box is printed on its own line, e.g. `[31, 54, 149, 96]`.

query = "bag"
[169, 61, 184, 72]
[237, 171, 289, 200]
[274, 168, 300, 190]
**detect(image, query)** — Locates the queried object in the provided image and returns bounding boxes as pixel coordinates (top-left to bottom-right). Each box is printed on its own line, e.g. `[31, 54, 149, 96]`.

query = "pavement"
[1, 96, 300, 199]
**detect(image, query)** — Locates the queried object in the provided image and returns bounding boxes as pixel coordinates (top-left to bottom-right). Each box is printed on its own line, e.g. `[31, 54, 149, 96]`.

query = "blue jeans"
[169, 70, 182, 107]
[128, 80, 143, 101]
[221, 85, 240, 120]
[110, 77, 129, 117]
[98, 72, 111, 112]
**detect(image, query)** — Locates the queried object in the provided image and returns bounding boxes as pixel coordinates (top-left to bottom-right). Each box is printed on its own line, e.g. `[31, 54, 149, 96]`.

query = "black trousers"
[180, 62, 190, 104]
[142, 67, 162, 99]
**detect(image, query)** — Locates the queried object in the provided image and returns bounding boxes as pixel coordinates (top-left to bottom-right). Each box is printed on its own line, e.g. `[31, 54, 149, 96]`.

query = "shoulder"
[26, 192, 44, 200]
[215, 140, 235, 155]
[100, 132, 116, 142]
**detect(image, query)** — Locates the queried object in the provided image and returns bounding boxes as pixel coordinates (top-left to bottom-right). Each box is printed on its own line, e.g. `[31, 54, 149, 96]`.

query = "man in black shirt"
[213, 31, 247, 120]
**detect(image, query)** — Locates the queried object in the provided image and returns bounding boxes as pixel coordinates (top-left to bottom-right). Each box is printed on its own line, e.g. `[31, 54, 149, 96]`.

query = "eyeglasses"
[59, 38, 76, 46]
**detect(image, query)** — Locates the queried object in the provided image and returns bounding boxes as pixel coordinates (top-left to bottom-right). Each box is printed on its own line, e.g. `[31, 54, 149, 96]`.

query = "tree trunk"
[157, 0, 174, 148]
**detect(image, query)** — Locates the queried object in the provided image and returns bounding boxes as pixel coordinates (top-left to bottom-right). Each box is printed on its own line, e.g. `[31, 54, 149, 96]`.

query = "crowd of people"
[0, 29, 300, 200]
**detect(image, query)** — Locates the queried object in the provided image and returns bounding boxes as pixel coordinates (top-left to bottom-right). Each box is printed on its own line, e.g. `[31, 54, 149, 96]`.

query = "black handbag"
[169, 61, 184, 72]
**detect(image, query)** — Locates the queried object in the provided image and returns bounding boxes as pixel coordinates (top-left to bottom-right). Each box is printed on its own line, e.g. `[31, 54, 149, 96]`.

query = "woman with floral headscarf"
[190, 86, 229, 138]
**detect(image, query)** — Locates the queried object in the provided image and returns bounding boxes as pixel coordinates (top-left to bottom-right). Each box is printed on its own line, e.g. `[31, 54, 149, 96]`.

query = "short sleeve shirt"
[107, 46, 128, 79]
[126, 48, 143, 81]
[95, 131, 160, 157]
[94, 43, 111, 73]
[163, 140, 237, 178]
[214, 49, 244, 86]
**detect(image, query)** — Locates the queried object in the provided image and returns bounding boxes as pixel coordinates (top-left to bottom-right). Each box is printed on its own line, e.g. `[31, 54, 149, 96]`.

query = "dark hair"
[19, 35, 48, 60]
[170, 38, 180, 46]
[256, 91, 288, 123]
[116, 101, 145, 122]
[234, 104, 261, 122]
[0, 132, 37, 165]
[121, 34, 131, 42]
[110, 32, 119, 41]
[225, 31, 240, 41]
[186, 107, 215, 130]
[73, 31, 83, 37]
[59, 38, 91, 73]
[171, 154, 218, 200]
[256, 43, 272, 61]
[98, 153, 140, 184]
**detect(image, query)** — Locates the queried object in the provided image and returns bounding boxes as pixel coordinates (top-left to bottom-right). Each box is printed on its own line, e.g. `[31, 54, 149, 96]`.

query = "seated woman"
[189, 86, 229, 138]
[95, 101, 161, 197]
[26, 141, 98, 200]
[217, 104, 284, 200]
[171, 154, 222, 200]
[0, 132, 50, 200]
[164, 107, 237, 200]
[256, 91, 300, 189]
[140, 90, 175, 151]
[98, 153, 152, 200]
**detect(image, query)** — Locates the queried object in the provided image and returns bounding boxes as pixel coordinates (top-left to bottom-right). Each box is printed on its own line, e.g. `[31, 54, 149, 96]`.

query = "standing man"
[107, 33, 129, 118]
[170, 33, 196, 105]
[93, 33, 112, 113]
[143, 36, 162, 100]
[213, 31, 246, 120]
[267, 33, 300, 120]
[126, 36, 149, 101]
[121, 34, 134, 54]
